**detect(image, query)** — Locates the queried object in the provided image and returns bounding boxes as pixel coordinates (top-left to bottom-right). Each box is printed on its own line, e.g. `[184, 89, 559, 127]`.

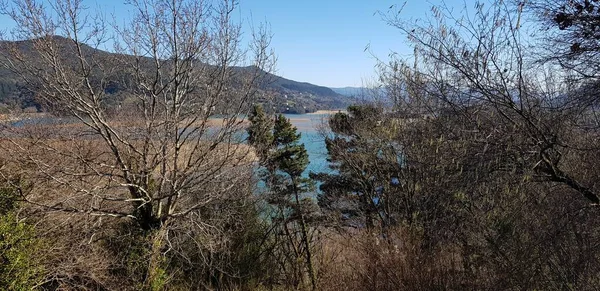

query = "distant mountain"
[262, 75, 353, 113]
[0, 36, 353, 114]
[330, 87, 368, 97]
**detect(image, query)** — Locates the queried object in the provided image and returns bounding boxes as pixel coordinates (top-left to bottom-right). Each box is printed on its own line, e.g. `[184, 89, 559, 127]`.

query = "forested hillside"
[0, 37, 350, 114]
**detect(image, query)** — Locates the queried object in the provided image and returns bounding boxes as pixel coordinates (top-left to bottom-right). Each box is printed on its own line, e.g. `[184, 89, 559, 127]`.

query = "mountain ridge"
[0, 36, 353, 114]
[330, 86, 368, 97]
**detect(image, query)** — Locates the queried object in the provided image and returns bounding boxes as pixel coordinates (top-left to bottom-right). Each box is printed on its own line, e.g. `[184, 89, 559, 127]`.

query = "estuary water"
[282, 113, 332, 177]
[7, 112, 335, 177]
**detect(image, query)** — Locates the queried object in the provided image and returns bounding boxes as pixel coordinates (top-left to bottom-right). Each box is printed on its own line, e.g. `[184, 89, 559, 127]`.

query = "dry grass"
[316, 227, 466, 291]
[306, 110, 347, 115]
[0, 118, 257, 218]
[0, 118, 260, 290]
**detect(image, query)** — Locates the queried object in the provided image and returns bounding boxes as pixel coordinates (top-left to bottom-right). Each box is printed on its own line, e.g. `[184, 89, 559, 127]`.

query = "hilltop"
[0, 36, 353, 114]
[330, 86, 367, 97]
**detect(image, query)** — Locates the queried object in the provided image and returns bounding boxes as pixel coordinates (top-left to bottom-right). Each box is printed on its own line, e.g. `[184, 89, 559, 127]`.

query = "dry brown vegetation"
[2, 0, 600, 290]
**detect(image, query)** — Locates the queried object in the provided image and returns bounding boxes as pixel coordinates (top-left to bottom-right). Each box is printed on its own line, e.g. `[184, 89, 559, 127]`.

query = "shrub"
[0, 185, 45, 290]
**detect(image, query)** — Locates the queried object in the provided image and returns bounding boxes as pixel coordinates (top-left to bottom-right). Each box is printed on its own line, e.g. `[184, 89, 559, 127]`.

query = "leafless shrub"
[0, 0, 275, 288]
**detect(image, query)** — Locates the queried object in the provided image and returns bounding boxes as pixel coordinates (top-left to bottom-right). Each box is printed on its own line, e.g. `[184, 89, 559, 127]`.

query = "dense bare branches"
[0, 0, 274, 288]
[380, 0, 600, 205]
[314, 1, 600, 289]
[527, 0, 600, 79]
[0, 0, 274, 229]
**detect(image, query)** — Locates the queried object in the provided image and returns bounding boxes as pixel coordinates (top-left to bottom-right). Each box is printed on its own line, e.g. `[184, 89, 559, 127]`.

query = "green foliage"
[248, 105, 274, 162]
[0, 213, 45, 290]
[249, 111, 314, 199]
[0, 186, 45, 290]
[222, 200, 279, 288]
[146, 257, 169, 291]
[248, 107, 318, 289]
[0, 187, 17, 216]
[273, 114, 301, 146]
[248, 106, 311, 182]
[272, 115, 309, 178]
[329, 105, 380, 134]
[312, 104, 396, 229]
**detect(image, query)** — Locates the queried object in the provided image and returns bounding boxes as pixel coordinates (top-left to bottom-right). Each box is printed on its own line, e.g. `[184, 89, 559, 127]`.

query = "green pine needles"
[247, 105, 318, 290]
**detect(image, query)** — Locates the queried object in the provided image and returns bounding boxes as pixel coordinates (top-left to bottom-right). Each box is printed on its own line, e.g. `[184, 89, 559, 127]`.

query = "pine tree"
[247, 110, 317, 290]
[272, 114, 316, 290]
[272, 114, 309, 177]
[247, 105, 274, 164]
[310, 105, 395, 230]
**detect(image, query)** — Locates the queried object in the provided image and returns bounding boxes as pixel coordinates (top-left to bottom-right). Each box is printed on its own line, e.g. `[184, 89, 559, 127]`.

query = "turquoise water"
[282, 113, 333, 177]
[250, 114, 332, 195]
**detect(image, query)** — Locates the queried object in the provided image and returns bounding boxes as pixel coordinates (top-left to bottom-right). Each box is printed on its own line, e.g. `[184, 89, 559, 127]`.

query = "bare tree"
[0, 0, 274, 287]
[371, 0, 600, 287]
[527, 0, 600, 80]
[380, 0, 600, 205]
[313, 1, 600, 289]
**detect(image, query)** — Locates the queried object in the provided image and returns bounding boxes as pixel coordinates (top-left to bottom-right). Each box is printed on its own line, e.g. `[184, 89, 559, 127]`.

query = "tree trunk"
[292, 180, 317, 290]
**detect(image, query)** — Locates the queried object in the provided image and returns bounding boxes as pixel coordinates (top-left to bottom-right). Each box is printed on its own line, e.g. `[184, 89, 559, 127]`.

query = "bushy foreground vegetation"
[2, 0, 600, 290]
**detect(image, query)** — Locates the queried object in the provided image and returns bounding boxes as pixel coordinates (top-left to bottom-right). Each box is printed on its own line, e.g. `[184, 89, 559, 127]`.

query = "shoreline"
[305, 109, 347, 115]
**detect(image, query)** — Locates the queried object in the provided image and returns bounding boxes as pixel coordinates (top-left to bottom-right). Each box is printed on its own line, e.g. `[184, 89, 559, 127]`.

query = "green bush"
[0, 213, 45, 290]
[0, 183, 45, 290]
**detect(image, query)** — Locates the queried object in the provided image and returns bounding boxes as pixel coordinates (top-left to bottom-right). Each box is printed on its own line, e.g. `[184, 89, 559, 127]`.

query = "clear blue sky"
[237, 0, 412, 87]
[238, 0, 439, 87]
[0, 0, 451, 87]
